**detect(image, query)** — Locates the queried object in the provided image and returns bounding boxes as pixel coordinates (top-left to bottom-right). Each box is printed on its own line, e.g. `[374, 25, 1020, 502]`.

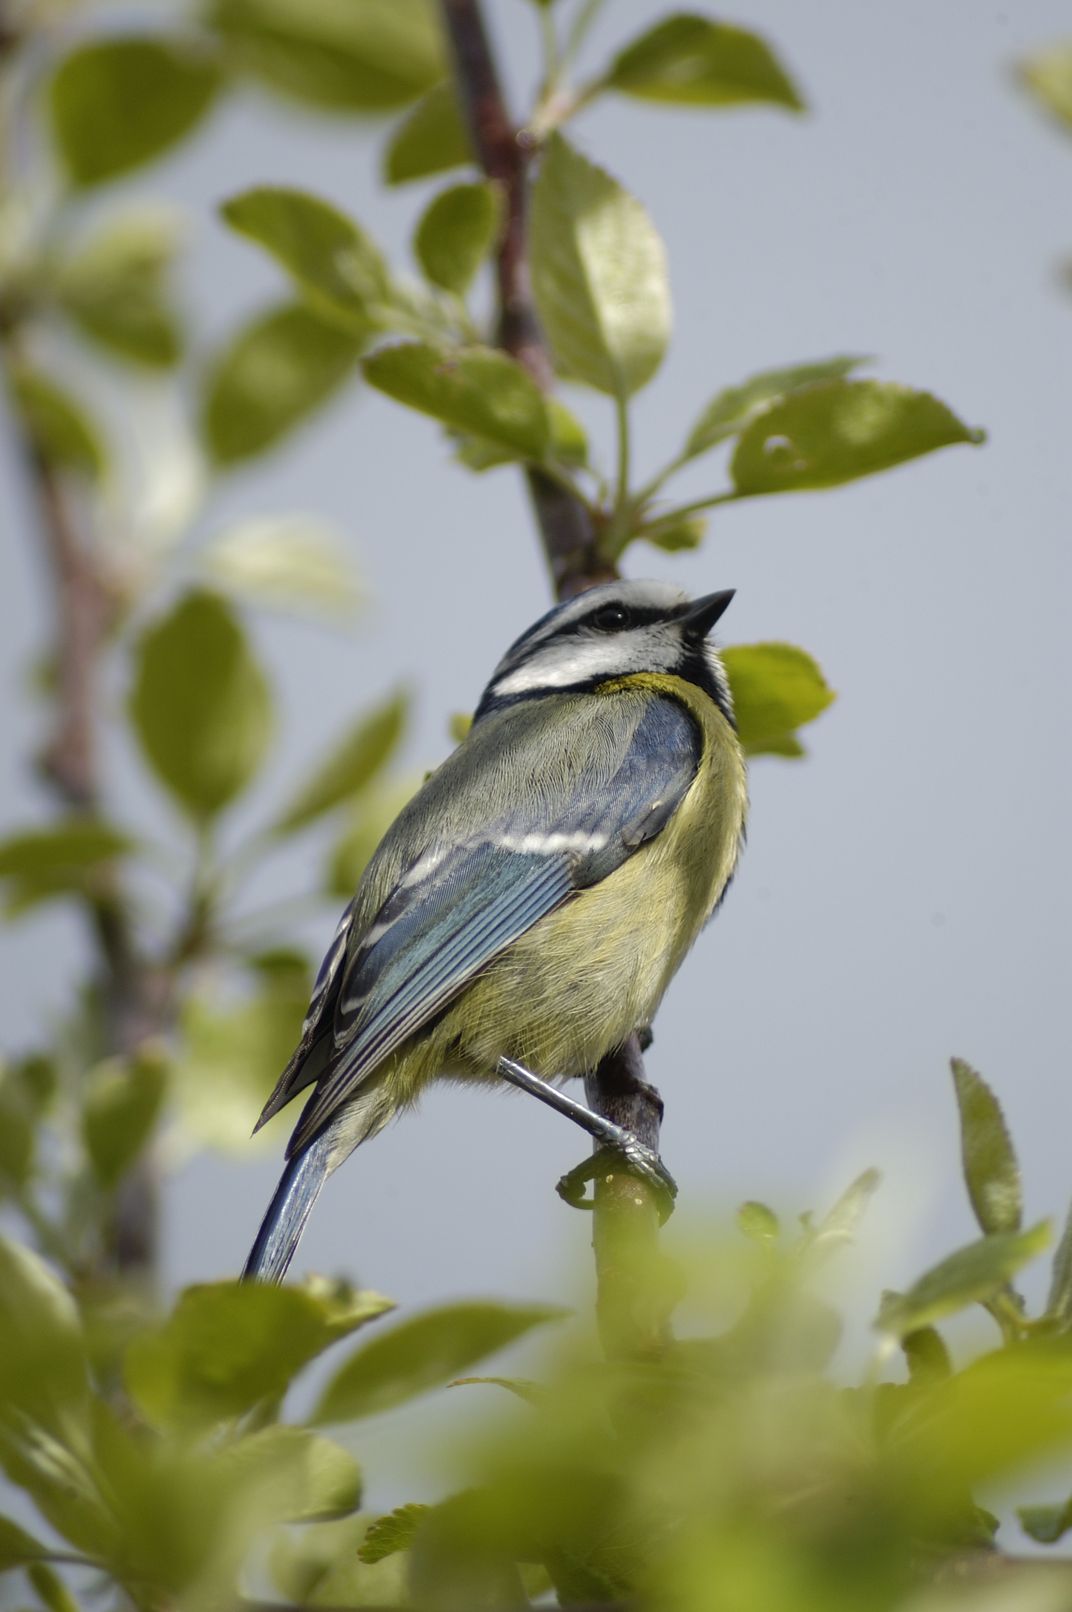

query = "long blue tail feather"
[242, 1129, 333, 1283]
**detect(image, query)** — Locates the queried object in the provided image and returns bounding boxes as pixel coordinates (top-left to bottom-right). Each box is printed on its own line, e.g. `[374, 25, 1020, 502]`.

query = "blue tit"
[243, 579, 747, 1282]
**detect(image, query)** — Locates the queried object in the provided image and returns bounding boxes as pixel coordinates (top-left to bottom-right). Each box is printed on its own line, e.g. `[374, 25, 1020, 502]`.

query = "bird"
[243, 578, 748, 1282]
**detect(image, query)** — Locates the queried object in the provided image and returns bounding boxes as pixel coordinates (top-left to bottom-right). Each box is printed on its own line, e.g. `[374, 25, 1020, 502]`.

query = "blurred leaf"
[314, 1300, 566, 1423]
[365, 341, 551, 459]
[9, 368, 105, 480]
[451, 1376, 542, 1404]
[684, 355, 867, 458]
[531, 135, 670, 399]
[548, 398, 589, 466]
[0, 1236, 87, 1437]
[27, 1563, 79, 1612]
[0, 821, 131, 915]
[129, 590, 273, 818]
[384, 80, 472, 184]
[1019, 1497, 1072, 1544]
[358, 1502, 430, 1564]
[0, 1068, 34, 1190]
[201, 302, 362, 466]
[274, 689, 408, 835]
[877, 1221, 1051, 1340]
[950, 1058, 1022, 1237]
[414, 181, 502, 296]
[326, 778, 418, 898]
[126, 1278, 393, 1433]
[737, 1201, 779, 1242]
[218, 1426, 361, 1523]
[605, 14, 803, 111]
[731, 380, 983, 495]
[1047, 1199, 1072, 1332]
[56, 211, 184, 369]
[49, 38, 220, 187]
[1019, 43, 1072, 131]
[902, 1326, 953, 1385]
[721, 642, 834, 757]
[0, 1515, 54, 1568]
[209, 0, 445, 112]
[82, 1051, 167, 1191]
[805, 1168, 881, 1257]
[221, 185, 390, 329]
[270, 1515, 408, 1606]
[201, 514, 362, 619]
[640, 513, 706, 552]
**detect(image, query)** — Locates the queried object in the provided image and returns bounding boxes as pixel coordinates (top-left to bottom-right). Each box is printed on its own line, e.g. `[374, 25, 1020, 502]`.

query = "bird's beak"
[681, 589, 735, 637]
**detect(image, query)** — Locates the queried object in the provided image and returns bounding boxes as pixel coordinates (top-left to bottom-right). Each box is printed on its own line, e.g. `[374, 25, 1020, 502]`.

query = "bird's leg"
[496, 1055, 677, 1223]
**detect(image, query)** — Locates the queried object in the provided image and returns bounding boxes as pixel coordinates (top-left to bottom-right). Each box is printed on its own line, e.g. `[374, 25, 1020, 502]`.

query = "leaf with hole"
[684, 355, 868, 459]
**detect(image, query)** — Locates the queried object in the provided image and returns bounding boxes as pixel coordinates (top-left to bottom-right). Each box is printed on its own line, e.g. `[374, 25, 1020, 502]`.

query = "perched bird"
[243, 579, 748, 1282]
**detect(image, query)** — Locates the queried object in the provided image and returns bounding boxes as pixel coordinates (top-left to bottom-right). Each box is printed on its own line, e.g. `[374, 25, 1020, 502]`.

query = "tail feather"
[242, 1130, 333, 1283]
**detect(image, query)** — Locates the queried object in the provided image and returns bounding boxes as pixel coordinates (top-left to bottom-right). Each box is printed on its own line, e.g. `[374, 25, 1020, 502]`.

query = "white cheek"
[491, 640, 624, 696]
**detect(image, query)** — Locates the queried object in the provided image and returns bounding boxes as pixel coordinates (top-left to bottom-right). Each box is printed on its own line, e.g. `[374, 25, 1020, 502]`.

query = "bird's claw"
[556, 1136, 678, 1225]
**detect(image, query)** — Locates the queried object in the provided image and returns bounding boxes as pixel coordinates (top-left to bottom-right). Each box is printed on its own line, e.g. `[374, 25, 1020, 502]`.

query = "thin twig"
[440, 0, 673, 1356]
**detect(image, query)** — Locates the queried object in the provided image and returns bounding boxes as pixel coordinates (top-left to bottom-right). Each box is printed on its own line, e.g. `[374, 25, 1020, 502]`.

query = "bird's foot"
[557, 1137, 678, 1225]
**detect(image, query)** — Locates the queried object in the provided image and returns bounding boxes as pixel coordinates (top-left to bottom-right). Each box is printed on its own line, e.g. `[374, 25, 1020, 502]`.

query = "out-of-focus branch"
[440, 0, 672, 1357]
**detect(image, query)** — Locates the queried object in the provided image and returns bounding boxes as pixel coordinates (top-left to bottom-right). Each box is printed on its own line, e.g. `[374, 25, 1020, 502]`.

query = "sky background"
[2, 0, 1071, 1495]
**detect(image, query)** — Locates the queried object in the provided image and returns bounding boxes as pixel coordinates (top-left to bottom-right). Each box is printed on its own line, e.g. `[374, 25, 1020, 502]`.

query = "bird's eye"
[590, 604, 630, 632]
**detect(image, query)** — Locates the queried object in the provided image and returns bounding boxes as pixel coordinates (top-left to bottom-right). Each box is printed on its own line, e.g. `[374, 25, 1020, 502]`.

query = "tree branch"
[440, 0, 673, 1356]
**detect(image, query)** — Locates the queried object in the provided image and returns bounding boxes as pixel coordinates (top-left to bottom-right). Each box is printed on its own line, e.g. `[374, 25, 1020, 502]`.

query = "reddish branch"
[441, 0, 671, 1355]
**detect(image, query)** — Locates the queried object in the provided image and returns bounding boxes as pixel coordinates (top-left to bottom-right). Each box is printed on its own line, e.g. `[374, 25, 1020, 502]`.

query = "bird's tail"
[242, 1129, 333, 1283]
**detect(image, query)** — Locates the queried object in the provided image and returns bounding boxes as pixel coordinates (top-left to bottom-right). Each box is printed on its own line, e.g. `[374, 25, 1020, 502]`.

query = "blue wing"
[269, 693, 700, 1157]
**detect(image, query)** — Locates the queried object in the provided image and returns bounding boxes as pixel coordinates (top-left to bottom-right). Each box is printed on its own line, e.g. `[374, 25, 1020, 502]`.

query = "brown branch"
[441, 0, 673, 1356]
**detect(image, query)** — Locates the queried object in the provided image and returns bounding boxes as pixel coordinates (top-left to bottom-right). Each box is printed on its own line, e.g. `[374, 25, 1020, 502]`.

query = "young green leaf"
[0, 821, 132, 915]
[274, 689, 408, 834]
[27, 1563, 79, 1612]
[56, 212, 184, 369]
[129, 590, 273, 818]
[9, 369, 105, 480]
[876, 1222, 1051, 1340]
[201, 302, 362, 466]
[804, 1169, 882, 1257]
[49, 38, 221, 187]
[0, 1235, 88, 1436]
[201, 515, 362, 620]
[684, 355, 868, 459]
[217, 1426, 361, 1524]
[384, 81, 472, 185]
[82, 1053, 167, 1191]
[313, 1301, 566, 1423]
[1018, 1497, 1072, 1545]
[414, 181, 503, 296]
[605, 14, 803, 112]
[530, 134, 670, 399]
[220, 186, 389, 329]
[721, 643, 835, 757]
[364, 341, 551, 460]
[1046, 1198, 1072, 1331]
[209, 0, 445, 113]
[0, 1069, 35, 1191]
[1018, 43, 1072, 132]
[737, 1201, 779, 1242]
[126, 1279, 394, 1432]
[0, 1516, 55, 1570]
[950, 1058, 1022, 1236]
[639, 514, 706, 552]
[731, 379, 983, 496]
[358, 1503, 431, 1564]
[902, 1326, 953, 1385]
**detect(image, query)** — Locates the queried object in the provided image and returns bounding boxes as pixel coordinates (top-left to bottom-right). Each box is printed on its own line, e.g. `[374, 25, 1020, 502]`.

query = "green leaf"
[605, 14, 803, 111]
[0, 1069, 34, 1191]
[1018, 1498, 1072, 1545]
[126, 1278, 393, 1433]
[721, 642, 835, 757]
[201, 515, 362, 620]
[129, 589, 273, 818]
[950, 1058, 1022, 1237]
[640, 514, 707, 552]
[804, 1169, 882, 1257]
[56, 212, 184, 369]
[49, 38, 220, 187]
[1019, 44, 1072, 131]
[684, 355, 868, 459]
[384, 80, 472, 185]
[9, 368, 105, 479]
[209, 0, 445, 113]
[876, 1222, 1051, 1340]
[530, 134, 670, 398]
[415, 181, 503, 296]
[1046, 1199, 1072, 1331]
[358, 1503, 431, 1564]
[82, 1052, 167, 1191]
[201, 301, 362, 466]
[0, 1515, 55, 1569]
[313, 1300, 565, 1423]
[0, 820, 131, 916]
[274, 689, 408, 835]
[365, 341, 551, 460]
[737, 1201, 779, 1242]
[220, 185, 390, 330]
[902, 1326, 953, 1385]
[270, 1515, 408, 1607]
[218, 1426, 361, 1523]
[0, 1236, 87, 1437]
[27, 1563, 79, 1612]
[730, 379, 983, 496]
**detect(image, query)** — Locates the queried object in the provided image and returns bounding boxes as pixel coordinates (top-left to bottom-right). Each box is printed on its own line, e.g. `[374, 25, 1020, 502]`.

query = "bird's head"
[475, 579, 736, 722]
